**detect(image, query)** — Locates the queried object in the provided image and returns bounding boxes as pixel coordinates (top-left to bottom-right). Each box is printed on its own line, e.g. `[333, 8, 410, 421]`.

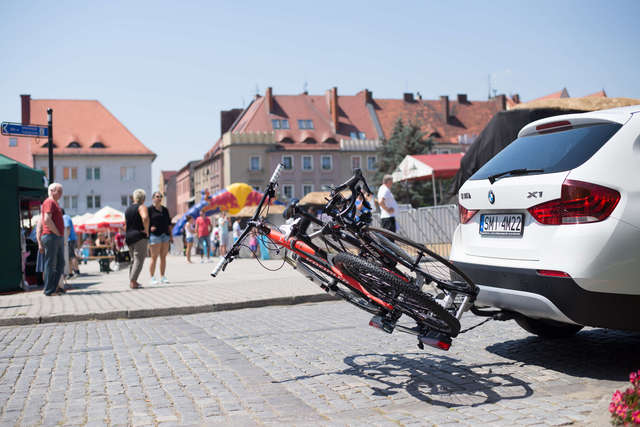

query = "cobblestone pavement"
[1, 301, 638, 426]
[0, 255, 333, 325]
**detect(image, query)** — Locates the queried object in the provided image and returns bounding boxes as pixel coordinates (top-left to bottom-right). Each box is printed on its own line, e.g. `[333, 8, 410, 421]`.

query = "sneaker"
[200, 259, 204, 264]
[150, 277, 159, 285]
[161, 276, 169, 284]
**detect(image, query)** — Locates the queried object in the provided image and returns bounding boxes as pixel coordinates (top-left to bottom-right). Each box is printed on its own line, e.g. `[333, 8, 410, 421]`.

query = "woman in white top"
[184, 216, 196, 263]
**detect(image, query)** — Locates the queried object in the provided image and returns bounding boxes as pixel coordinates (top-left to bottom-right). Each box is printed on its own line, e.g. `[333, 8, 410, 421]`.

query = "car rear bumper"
[453, 261, 640, 332]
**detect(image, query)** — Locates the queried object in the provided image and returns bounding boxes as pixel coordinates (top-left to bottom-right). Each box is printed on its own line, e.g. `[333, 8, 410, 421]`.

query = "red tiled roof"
[582, 89, 607, 98]
[0, 135, 34, 167]
[530, 88, 570, 102]
[29, 99, 155, 157]
[231, 89, 379, 151]
[375, 97, 504, 144]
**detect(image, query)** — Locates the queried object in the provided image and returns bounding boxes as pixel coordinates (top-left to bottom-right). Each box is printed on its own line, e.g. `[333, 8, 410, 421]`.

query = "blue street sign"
[1, 121, 48, 138]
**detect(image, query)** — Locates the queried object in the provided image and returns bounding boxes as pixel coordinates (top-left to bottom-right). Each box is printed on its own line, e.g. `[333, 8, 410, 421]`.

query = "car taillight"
[459, 204, 478, 224]
[528, 179, 620, 225]
[535, 120, 572, 134]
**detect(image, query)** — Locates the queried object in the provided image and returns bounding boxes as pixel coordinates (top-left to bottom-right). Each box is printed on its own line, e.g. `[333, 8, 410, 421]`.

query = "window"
[359, 132, 366, 139]
[120, 166, 135, 181]
[350, 131, 366, 140]
[121, 195, 129, 207]
[302, 155, 313, 171]
[367, 156, 377, 171]
[281, 119, 290, 129]
[63, 167, 77, 180]
[298, 119, 314, 129]
[8, 138, 17, 147]
[67, 141, 81, 148]
[271, 119, 290, 129]
[351, 156, 361, 170]
[271, 119, 281, 129]
[282, 155, 293, 170]
[86, 167, 101, 180]
[350, 132, 357, 139]
[87, 195, 101, 209]
[63, 196, 70, 209]
[302, 184, 313, 196]
[303, 137, 316, 144]
[321, 155, 332, 171]
[91, 141, 106, 148]
[71, 196, 78, 209]
[249, 156, 261, 171]
[282, 184, 294, 200]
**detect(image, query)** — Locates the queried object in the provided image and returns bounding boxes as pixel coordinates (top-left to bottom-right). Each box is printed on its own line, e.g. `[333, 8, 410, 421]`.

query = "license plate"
[479, 214, 524, 236]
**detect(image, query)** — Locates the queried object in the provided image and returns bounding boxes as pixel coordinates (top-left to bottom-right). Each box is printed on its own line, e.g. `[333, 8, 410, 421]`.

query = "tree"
[375, 118, 435, 207]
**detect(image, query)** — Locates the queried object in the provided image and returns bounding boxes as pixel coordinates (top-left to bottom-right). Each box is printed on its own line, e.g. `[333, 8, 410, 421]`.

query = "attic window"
[91, 141, 106, 148]
[298, 120, 314, 129]
[67, 141, 81, 148]
[42, 142, 57, 148]
[324, 138, 338, 144]
[429, 131, 441, 138]
[280, 137, 294, 144]
[303, 137, 317, 144]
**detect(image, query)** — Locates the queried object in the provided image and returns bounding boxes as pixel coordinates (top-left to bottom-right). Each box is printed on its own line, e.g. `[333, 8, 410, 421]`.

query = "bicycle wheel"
[295, 257, 385, 316]
[364, 227, 477, 296]
[334, 253, 461, 336]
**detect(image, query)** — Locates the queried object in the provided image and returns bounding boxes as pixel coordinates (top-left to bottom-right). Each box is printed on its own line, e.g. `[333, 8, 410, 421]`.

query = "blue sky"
[1, 0, 639, 189]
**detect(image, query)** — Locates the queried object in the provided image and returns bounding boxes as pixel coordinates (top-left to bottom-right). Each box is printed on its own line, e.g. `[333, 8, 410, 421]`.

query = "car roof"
[518, 104, 640, 138]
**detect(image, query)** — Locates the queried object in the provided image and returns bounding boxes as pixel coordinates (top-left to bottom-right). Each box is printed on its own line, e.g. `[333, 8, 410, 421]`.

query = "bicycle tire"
[295, 258, 385, 316]
[334, 253, 461, 336]
[364, 227, 477, 296]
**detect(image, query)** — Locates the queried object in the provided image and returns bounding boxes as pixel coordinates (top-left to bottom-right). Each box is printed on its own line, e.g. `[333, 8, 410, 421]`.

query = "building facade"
[159, 170, 177, 217]
[23, 95, 155, 215]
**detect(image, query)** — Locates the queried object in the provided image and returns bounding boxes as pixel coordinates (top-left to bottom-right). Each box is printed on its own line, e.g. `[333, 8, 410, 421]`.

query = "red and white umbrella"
[82, 207, 125, 232]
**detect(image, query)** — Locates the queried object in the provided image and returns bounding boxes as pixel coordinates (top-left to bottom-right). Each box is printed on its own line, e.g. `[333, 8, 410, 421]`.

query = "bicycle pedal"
[369, 315, 395, 334]
[418, 331, 452, 351]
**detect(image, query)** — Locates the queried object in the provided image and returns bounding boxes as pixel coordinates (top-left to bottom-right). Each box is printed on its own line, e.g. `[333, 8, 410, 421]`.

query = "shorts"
[149, 233, 171, 245]
[186, 236, 194, 243]
[68, 240, 77, 258]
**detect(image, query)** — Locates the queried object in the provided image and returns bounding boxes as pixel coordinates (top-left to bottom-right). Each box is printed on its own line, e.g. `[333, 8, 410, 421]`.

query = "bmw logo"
[488, 190, 495, 204]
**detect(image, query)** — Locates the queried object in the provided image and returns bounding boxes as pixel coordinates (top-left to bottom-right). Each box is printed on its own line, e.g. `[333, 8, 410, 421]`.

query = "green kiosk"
[0, 154, 47, 292]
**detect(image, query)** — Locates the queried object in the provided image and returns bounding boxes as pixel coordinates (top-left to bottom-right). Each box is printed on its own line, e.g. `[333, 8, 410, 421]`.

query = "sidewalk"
[0, 254, 335, 326]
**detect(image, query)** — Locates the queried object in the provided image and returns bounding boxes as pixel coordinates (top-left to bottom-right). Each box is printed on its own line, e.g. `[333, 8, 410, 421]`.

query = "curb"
[0, 293, 340, 327]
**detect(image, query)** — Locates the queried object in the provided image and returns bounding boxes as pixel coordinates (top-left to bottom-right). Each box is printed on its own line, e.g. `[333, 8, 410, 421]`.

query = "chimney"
[330, 87, 338, 131]
[265, 87, 273, 114]
[440, 95, 450, 122]
[21, 94, 31, 125]
[364, 89, 373, 104]
[512, 94, 520, 104]
[495, 94, 506, 110]
[403, 93, 414, 102]
[457, 94, 468, 104]
[416, 91, 422, 100]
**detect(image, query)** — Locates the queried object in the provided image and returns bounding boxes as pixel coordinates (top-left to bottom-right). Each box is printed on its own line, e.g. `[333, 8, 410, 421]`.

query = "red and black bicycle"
[211, 164, 477, 350]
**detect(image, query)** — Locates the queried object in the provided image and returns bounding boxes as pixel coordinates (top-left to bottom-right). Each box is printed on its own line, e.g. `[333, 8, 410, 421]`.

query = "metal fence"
[372, 204, 459, 258]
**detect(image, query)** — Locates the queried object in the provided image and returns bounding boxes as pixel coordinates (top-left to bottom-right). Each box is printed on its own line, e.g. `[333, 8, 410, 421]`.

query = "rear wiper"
[488, 168, 544, 184]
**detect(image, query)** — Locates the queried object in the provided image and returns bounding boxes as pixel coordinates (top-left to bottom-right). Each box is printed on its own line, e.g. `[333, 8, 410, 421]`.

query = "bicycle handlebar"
[326, 168, 373, 222]
[210, 257, 228, 277]
[270, 162, 284, 184]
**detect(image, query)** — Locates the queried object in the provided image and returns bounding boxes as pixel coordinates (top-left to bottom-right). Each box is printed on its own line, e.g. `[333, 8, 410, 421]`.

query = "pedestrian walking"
[40, 183, 66, 296]
[377, 174, 399, 232]
[125, 189, 150, 289]
[195, 210, 212, 263]
[184, 216, 196, 263]
[218, 212, 229, 256]
[148, 192, 172, 284]
[232, 218, 241, 243]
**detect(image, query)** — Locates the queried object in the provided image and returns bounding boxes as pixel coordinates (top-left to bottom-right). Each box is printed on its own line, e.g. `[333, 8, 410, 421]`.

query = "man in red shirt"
[40, 182, 66, 296]
[195, 210, 212, 263]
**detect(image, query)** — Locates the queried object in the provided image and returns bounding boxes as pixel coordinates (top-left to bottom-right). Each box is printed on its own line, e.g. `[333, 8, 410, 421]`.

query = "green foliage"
[375, 118, 438, 207]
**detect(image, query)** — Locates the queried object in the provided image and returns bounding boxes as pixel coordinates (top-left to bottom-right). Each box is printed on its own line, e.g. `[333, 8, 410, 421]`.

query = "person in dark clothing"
[125, 189, 149, 289]
[148, 191, 172, 284]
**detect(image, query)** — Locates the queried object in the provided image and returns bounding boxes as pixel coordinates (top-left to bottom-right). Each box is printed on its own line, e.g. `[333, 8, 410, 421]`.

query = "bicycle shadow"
[485, 328, 640, 382]
[276, 352, 533, 408]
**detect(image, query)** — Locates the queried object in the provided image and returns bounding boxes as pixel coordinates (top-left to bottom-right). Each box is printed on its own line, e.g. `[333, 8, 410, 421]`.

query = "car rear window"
[470, 122, 622, 181]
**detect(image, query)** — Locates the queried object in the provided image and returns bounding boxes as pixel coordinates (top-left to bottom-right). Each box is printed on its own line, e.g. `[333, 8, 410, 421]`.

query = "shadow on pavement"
[277, 352, 533, 408]
[486, 328, 640, 381]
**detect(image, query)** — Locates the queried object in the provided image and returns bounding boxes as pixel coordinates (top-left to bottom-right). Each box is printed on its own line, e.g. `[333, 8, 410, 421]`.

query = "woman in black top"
[148, 191, 172, 284]
[125, 189, 149, 289]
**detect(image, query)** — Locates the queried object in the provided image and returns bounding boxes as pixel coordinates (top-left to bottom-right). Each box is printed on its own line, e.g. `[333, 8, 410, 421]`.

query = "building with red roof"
[18, 95, 155, 215]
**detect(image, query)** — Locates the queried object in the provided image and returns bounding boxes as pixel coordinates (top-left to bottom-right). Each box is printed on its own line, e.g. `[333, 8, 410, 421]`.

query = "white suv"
[450, 105, 640, 337]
